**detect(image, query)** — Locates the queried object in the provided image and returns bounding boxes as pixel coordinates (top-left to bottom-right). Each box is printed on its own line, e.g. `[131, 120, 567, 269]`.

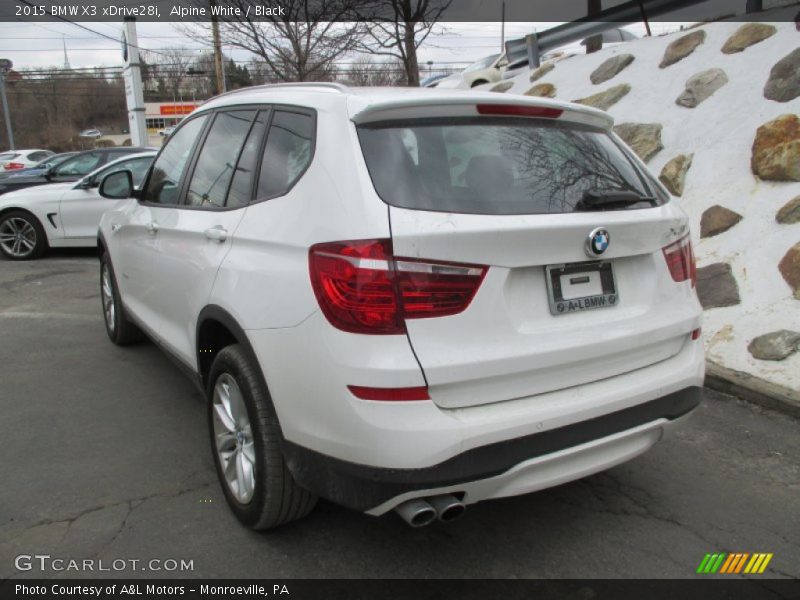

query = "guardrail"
[504, 0, 708, 68]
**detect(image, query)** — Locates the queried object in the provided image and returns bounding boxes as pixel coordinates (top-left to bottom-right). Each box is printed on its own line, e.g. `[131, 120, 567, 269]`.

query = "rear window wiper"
[575, 190, 657, 211]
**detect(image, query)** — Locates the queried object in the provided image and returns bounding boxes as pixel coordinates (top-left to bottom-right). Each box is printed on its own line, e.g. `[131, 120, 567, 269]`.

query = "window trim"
[138, 103, 317, 213]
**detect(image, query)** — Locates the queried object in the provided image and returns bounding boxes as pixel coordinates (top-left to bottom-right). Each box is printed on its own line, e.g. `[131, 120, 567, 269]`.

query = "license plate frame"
[545, 261, 618, 315]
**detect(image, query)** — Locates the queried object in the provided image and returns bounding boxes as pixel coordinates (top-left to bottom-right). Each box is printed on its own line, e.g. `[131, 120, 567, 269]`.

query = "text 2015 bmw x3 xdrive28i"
[96, 83, 703, 529]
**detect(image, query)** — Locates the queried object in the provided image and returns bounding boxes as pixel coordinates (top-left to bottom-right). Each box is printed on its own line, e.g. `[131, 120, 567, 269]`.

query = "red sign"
[159, 104, 198, 116]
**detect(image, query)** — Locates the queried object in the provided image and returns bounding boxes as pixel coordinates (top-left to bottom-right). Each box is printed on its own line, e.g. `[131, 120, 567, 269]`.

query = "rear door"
[357, 111, 699, 409]
[144, 108, 267, 366]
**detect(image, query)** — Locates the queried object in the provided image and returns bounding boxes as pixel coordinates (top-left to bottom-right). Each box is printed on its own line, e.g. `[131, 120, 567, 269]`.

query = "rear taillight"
[309, 239, 487, 335]
[662, 235, 696, 287]
[4, 162, 24, 170]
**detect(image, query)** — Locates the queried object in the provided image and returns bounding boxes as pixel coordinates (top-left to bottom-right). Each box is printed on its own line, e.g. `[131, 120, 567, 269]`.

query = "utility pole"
[500, 2, 505, 53]
[0, 59, 15, 150]
[122, 18, 148, 147]
[209, 0, 225, 95]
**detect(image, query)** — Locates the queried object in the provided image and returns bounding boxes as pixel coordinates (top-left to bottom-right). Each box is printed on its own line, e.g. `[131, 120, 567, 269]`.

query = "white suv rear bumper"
[247, 312, 704, 512]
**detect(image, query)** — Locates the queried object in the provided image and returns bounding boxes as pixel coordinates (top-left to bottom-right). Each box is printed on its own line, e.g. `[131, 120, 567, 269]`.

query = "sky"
[0, 20, 685, 72]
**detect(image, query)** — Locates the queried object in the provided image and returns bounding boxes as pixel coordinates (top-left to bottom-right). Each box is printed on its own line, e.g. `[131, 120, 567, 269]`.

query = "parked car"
[420, 74, 449, 88]
[0, 147, 151, 196]
[79, 129, 103, 138]
[0, 152, 77, 181]
[0, 151, 155, 260]
[436, 53, 512, 89]
[96, 84, 703, 530]
[0, 149, 54, 171]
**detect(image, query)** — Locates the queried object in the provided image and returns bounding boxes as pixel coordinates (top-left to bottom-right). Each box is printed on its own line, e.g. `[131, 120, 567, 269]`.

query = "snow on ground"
[481, 14, 800, 392]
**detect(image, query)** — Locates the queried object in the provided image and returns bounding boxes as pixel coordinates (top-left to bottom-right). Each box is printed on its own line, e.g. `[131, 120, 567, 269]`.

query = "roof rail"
[213, 82, 349, 100]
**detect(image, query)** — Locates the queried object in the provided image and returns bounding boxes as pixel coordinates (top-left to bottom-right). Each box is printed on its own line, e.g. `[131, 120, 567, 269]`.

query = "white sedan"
[0, 149, 54, 171]
[0, 151, 155, 260]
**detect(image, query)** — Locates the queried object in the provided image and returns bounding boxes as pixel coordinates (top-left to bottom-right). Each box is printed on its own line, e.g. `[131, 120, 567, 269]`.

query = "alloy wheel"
[0, 217, 37, 258]
[212, 373, 256, 504]
[101, 264, 116, 333]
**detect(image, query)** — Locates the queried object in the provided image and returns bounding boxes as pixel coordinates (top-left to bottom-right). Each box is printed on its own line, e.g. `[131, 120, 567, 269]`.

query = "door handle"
[146, 221, 159, 235]
[204, 226, 228, 242]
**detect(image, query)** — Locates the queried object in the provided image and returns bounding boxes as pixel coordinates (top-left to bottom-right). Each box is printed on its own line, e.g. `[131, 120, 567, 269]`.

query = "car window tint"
[0, 153, 19, 160]
[358, 118, 660, 215]
[53, 152, 104, 177]
[186, 111, 255, 208]
[225, 111, 268, 208]
[96, 157, 153, 188]
[256, 111, 314, 200]
[144, 115, 208, 205]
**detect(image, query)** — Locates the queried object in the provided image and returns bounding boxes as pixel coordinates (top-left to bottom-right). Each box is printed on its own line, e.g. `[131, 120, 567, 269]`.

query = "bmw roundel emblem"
[585, 228, 610, 258]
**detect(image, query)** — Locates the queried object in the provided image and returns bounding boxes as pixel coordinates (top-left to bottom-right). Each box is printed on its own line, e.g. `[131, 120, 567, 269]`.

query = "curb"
[705, 361, 800, 420]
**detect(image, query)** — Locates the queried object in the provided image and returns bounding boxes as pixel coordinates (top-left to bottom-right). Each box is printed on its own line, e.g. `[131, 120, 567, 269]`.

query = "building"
[144, 102, 200, 131]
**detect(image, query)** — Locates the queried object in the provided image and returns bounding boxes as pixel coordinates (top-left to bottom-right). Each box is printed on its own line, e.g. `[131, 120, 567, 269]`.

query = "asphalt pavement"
[1, 250, 798, 579]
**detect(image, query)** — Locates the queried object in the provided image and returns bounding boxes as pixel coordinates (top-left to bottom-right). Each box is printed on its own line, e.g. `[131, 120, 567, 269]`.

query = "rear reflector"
[309, 239, 487, 335]
[662, 235, 696, 287]
[691, 328, 702, 340]
[476, 104, 563, 119]
[347, 385, 430, 401]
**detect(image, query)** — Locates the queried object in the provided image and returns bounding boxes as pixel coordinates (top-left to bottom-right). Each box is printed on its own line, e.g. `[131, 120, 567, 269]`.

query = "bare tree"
[339, 56, 406, 86]
[180, 0, 366, 82]
[355, 0, 451, 87]
[142, 47, 197, 101]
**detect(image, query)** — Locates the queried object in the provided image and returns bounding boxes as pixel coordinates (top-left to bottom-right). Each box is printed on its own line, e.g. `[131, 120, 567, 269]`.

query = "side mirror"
[99, 170, 134, 199]
[77, 178, 92, 189]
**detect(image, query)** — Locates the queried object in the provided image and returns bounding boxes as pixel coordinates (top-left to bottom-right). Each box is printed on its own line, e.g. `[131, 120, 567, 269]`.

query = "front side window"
[185, 111, 256, 208]
[143, 115, 209, 205]
[256, 110, 314, 200]
[53, 152, 103, 177]
[358, 117, 662, 215]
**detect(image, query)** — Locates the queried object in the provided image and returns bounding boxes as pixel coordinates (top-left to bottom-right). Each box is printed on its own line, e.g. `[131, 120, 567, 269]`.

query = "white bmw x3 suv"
[97, 83, 704, 529]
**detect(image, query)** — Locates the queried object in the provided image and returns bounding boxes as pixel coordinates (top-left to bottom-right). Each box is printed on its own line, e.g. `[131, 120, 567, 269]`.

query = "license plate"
[545, 261, 618, 315]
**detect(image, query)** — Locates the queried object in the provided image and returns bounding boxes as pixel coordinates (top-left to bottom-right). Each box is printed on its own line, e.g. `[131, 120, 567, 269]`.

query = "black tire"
[0, 210, 48, 260]
[207, 344, 317, 530]
[100, 252, 145, 345]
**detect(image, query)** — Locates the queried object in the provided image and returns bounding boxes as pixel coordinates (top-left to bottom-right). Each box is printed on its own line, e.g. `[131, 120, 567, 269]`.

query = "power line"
[16, 0, 175, 57]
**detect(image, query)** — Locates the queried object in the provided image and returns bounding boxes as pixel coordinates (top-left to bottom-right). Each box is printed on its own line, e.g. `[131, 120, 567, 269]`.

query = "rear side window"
[144, 115, 208, 205]
[357, 118, 664, 215]
[256, 110, 314, 200]
[186, 110, 256, 208]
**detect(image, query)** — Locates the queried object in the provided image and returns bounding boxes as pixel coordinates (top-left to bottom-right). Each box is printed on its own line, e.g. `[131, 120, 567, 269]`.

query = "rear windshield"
[357, 118, 666, 215]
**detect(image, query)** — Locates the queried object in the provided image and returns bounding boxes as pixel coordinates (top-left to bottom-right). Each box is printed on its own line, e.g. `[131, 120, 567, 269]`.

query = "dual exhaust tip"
[394, 494, 466, 527]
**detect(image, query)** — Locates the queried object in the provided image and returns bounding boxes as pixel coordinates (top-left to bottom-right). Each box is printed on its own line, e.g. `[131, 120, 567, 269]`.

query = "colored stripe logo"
[696, 552, 773, 574]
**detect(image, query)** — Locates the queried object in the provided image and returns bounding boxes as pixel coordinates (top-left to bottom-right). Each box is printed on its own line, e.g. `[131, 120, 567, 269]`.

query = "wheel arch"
[196, 305, 265, 392]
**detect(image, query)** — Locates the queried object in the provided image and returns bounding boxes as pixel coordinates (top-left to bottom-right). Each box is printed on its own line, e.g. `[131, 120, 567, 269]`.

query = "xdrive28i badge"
[585, 228, 610, 258]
